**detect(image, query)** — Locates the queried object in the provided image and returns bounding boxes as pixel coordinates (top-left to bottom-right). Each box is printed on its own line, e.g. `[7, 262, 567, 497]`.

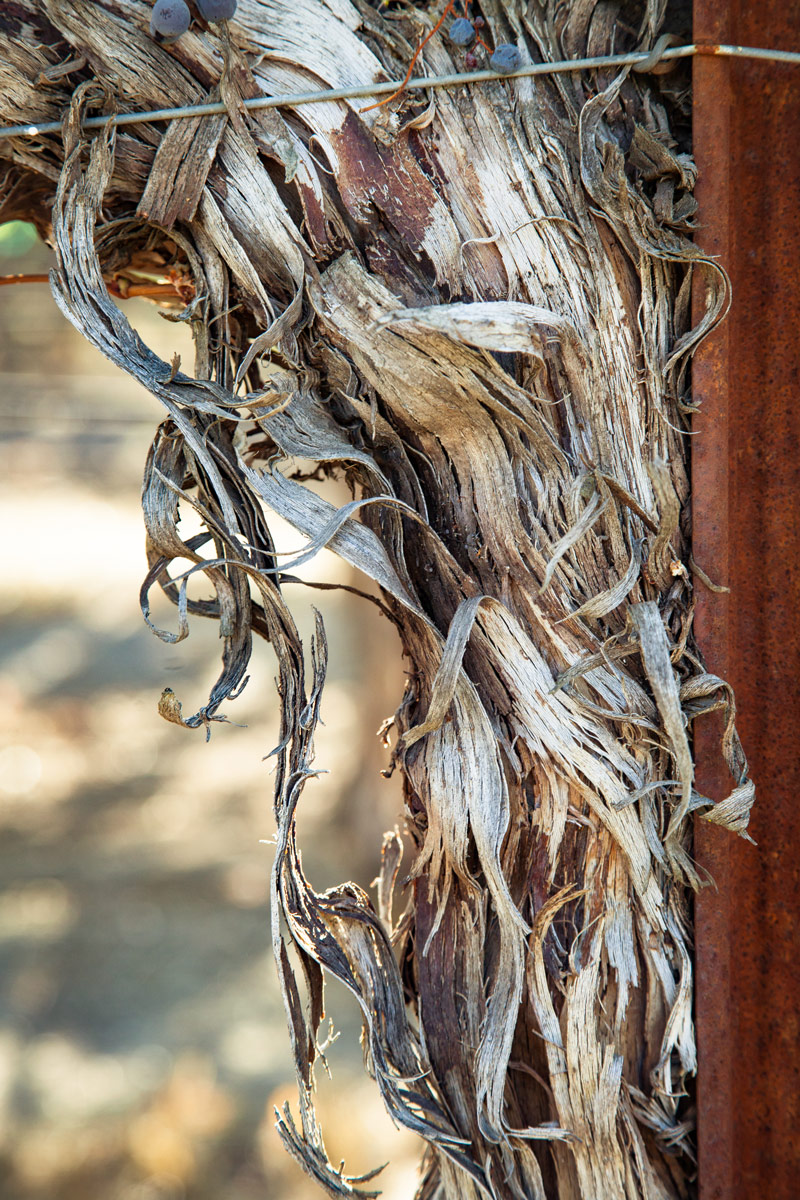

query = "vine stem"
[359, 0, 457, 113]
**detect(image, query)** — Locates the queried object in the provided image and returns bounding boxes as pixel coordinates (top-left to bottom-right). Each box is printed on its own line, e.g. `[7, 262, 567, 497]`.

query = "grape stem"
[0, 272, 190, 301]
[360, 0, 457, 113]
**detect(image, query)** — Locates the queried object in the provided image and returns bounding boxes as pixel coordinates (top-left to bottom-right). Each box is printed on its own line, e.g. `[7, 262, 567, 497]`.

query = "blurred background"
[0, 220, 420, 1200]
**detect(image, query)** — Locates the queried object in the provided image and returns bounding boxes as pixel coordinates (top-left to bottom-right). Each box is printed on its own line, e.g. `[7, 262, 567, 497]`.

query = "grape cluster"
[149, 0, 237, 45]
[150, 0, 191, 42]
[448, 17, 476, 47]
[489, 44, 522, 74]
[196, 0, 238, 19]
[447, 15, 522, 77]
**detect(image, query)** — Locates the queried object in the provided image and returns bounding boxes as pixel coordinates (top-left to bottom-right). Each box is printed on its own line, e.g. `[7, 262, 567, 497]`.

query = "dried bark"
[1, 2, 753, 1197]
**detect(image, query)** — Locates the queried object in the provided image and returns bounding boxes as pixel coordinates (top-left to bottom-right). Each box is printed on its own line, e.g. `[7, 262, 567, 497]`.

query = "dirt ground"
[0, 223, 421, 1199]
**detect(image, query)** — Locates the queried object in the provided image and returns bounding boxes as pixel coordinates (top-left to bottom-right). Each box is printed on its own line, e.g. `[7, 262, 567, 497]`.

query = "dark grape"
[464, 50, 478, 69]
[489, 43, 522, 74]
[196, 0, 237, 19]
[448, 17, 476, 47]
[150, 0, 191, 42]
[473, 16, 485, 29]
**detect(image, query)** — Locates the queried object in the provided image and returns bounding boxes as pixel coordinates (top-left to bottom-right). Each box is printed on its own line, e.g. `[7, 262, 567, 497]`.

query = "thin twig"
[359, 0, 456, 114]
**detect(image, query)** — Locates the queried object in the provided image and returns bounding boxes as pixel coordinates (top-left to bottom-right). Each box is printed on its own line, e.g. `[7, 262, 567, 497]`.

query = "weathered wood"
[1, 2, 754, 1197]
[137, 105, 227, 227]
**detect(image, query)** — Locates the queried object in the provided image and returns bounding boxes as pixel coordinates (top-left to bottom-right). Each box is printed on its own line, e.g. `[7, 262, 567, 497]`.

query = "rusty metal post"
[693, 3, 800, 1198]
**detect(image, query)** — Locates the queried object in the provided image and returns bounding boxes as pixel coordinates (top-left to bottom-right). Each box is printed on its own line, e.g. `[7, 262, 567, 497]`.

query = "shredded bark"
[1, 2, 753, 1197]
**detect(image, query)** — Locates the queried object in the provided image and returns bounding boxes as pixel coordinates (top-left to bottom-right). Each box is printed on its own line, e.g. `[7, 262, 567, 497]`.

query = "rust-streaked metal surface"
[693, 3, 800, 1198]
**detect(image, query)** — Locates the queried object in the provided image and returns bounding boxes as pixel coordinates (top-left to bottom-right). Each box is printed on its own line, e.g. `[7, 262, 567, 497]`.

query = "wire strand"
[0, 43, 798, 141]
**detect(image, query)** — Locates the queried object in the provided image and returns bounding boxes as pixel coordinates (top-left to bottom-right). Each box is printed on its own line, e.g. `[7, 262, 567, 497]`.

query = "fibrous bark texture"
[1, 2, 754, 1197]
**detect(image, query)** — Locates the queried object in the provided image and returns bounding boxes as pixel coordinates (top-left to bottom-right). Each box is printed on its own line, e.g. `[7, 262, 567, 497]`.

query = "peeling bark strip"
[1, 2, 753, 1197]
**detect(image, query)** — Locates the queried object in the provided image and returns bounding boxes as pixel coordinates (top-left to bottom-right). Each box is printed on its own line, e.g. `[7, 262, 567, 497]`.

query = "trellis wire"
[0, 42, 798, 140]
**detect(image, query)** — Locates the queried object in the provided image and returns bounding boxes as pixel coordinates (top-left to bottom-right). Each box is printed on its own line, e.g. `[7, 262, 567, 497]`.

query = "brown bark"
[1, 2, 753, 1197]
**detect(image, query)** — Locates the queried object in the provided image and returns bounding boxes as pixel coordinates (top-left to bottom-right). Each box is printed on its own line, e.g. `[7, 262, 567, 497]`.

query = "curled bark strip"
[647, 459, 682, 590]
[539, 492, 609, 596]
[565, 539, 642, 622]
[2, 2, 755, 1195]
[631, 602, 693, 831]
[402, 594, 488, 749]
[373, 828, 403, 936]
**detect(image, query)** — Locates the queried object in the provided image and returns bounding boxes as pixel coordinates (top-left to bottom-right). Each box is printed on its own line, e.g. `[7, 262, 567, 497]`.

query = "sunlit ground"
[0, 222, 420, 1199]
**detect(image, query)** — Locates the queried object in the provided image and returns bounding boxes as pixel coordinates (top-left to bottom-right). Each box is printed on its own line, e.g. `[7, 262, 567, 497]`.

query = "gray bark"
[0, 2, 753, 1196]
